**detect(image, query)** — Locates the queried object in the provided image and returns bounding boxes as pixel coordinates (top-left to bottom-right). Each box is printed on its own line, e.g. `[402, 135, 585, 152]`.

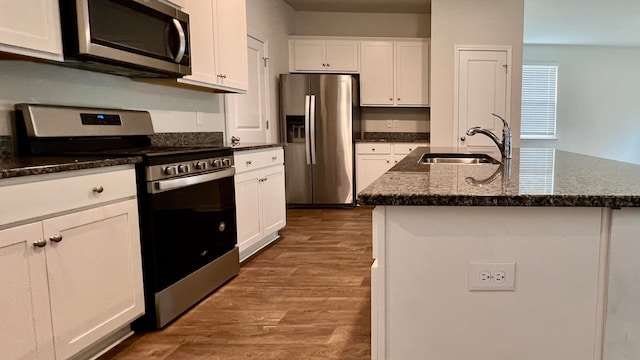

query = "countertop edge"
[0, 157, 143, 180]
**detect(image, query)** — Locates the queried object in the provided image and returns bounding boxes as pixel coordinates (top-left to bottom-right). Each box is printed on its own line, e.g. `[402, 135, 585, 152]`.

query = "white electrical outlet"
[196, 111, 204, 126]
[393, 120, 399, 128]
[468, 262, 516, 291]
[387, 120, 393, 128]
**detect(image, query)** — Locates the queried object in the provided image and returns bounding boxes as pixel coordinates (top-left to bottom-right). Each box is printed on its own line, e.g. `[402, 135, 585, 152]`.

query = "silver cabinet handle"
[460, 136, 466, 142]
[246, 160, 252, 165]
[272, 156, 278, 161]
[222, 74, 227, 79]
[386, 160, 390, 163]
[322, 63, 326, 67]
[397, 98, 401, 101]
[372, 148, 376, 151]
[33, 239, 47, 248]
[92, 186, 104, 193]
[49, 234, 63, 243]
[389, 98, 393, 101]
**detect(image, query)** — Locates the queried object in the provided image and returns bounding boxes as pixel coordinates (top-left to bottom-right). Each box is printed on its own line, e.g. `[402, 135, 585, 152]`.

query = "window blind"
[521, 65, 558, 139]
[518, 148, 555, 195]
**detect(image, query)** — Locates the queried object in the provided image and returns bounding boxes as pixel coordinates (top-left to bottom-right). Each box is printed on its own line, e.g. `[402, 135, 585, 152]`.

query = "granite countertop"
[229, 143, 284, 151]
[358, 146, 640, 207]
[355, 132, 430, 143]
[0, 156, 143, 179]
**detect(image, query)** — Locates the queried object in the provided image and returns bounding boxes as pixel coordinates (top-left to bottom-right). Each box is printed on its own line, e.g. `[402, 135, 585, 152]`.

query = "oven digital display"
[80, 113, 122, 125]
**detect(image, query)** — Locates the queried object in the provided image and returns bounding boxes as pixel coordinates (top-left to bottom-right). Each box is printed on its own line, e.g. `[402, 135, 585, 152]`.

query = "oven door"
[145, 168, 236, 292]
[66, 0, 191, 76]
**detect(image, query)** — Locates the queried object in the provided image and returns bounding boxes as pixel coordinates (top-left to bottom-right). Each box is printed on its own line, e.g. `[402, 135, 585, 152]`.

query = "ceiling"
[281, 0, 640, 47]
[282, 0, 431, 14]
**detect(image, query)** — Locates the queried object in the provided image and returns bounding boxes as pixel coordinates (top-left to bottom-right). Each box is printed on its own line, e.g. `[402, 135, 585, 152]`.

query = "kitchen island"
[358, 147, 640, 360]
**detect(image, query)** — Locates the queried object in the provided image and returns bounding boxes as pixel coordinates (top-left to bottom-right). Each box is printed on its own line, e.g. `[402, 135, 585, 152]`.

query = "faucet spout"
[465, 113, 512, 159]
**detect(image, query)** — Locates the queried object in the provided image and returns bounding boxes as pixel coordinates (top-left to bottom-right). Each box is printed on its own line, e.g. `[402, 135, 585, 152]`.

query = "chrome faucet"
[466, 113, 512, 159]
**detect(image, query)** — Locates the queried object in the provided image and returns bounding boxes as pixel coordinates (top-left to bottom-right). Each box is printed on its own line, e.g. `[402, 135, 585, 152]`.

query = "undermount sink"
[419, 153, 501, 165]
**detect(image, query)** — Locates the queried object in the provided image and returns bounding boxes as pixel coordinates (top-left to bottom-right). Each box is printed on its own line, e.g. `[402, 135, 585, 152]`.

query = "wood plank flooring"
[99, 207, 373, 360]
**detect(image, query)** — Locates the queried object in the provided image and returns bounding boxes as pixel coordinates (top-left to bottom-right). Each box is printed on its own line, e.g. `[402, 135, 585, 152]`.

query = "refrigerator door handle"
[310, 95, 317, 165]
[304, 95, 311, 165]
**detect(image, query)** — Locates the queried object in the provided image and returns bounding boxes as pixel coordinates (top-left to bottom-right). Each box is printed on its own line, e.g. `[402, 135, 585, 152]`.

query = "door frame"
[453, 45, 512, 148]
[224, 30, 271, 143]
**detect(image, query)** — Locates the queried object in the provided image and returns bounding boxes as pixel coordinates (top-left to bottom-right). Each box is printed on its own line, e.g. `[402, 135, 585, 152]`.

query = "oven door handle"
[149, 168, 235, 194]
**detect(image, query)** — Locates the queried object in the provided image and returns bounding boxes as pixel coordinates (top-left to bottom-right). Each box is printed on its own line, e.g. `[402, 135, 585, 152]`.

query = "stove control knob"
[222, 158, 231, 167]
[212, 159, 223, 168]
[164, 166, 178, 176]
[195, 161, 207, 170]
[178, 164, 191, 174]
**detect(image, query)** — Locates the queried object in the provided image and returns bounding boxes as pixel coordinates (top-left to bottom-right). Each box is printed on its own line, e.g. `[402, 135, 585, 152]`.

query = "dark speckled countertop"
[229, 143, 283, 151]
[0, 156, 142, 179]
[358, 147, 640, 207]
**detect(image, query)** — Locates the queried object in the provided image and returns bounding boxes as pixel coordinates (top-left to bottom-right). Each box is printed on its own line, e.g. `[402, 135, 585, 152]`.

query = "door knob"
[460, 136, 466, 142]
[33, 239, 47, 248]
[49, 234, 63, 243]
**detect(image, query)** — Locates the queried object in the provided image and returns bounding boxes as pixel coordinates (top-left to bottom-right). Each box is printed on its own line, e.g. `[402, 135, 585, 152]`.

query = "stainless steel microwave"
[59, 0, 191, 78]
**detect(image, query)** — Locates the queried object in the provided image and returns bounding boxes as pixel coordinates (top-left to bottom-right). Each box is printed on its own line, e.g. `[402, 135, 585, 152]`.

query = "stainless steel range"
[14, 104, 239, 329]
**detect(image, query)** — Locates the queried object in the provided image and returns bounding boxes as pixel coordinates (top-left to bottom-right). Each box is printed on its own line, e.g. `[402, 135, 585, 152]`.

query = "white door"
[43, 200, 144, 360]
[396, 41, 429, 106]
[292, 39, 325, 71]
[360, 41, 394, 106]
[325, 40, 359, 72]
[457, 49, 509, 149]
[0, 0, 62, 60]
[212, 0, 248, 91]
[260, 165, 286, 236]
[0, 222, 54, 360]
[226, 35, 270, 144]
[234, 171, 262, 253]
[356, 156, 393, 194]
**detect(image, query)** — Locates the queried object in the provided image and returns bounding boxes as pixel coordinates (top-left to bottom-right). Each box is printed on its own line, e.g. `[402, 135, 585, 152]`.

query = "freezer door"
[280, 74, 313, 204]
[310, 75, 355, 205]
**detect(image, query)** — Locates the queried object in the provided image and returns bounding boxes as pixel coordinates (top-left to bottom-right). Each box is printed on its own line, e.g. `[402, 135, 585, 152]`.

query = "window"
[521, 64, 558, 139]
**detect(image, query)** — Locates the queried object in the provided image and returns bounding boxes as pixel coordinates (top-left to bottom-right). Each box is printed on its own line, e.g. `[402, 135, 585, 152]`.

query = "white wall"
[240, 0, 296, 143]
[295, 11, 430, 38]
[361, 108, 429, 133]
[0, 61, 226, 136]
[523, 45, 640, 165]
[430, 0, 524, 147]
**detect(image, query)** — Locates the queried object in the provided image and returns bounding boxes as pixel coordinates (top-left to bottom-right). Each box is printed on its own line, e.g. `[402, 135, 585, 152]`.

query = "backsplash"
[149, 132, 224, 147]
[0, 136, 12, 158]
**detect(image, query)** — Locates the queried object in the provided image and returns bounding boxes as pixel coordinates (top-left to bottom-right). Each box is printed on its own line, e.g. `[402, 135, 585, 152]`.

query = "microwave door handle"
[171, 19, 186, 63]
[304, 95, 311, 165]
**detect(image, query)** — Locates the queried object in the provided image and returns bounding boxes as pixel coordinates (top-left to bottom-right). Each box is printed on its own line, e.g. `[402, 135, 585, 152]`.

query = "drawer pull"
[372, 148, 376, 151]
[49, 234, 63, 243]
[92, 186, 104, 194]
[246, 160, 252, 165]
[272, 156, 278, 161]
[33, 239, 47, 248]
[386, 160, 390, 163]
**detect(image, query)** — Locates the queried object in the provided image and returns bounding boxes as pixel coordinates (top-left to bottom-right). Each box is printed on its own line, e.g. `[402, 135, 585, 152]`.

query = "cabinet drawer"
[234, 148, 284, 174]
[357, 143, 391, 155]
[0, 167, 136, 226]
[393, 143, 427, 155]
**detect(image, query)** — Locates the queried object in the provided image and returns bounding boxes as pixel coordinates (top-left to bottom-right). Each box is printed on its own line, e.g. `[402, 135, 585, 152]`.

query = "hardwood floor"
[100, 207, 373, 360]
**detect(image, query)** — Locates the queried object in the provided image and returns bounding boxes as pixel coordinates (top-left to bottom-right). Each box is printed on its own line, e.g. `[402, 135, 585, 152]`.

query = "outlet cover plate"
[468, 262, 516, 291]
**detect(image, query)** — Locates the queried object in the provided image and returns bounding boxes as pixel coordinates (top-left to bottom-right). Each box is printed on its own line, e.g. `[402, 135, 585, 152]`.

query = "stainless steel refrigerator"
[280, 74, 361, 206]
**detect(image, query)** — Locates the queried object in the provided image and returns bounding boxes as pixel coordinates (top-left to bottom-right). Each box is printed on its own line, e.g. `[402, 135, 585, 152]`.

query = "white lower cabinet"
[234, 148, 286, 262]
[0, 166, 144, 360]
[356, 142, 427, 194]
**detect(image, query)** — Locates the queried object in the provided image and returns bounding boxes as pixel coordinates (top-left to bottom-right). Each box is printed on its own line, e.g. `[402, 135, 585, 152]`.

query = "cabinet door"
[360, 41, 395, 106]
[260, 165, 286, 236]
[43, 200, 144, 360]
[0, 0, 62, 61]
[0, 223, 54, 360]
[325, 40, 359, 72]
[213, 0, 248, 91]
[395, 41, 429, 106]
[180, 0, 218, 86]
[356, 155, 393, 194]
[292, 40, 326, 71]
[235, 171, 262, 254]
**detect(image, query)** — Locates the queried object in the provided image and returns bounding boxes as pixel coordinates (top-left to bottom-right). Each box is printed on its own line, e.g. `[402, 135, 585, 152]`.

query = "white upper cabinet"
[360, 40, 429, 107]
[289, 39, 359, 73]
[179, 0, 248, 93]
[0, 0, 63, 61]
